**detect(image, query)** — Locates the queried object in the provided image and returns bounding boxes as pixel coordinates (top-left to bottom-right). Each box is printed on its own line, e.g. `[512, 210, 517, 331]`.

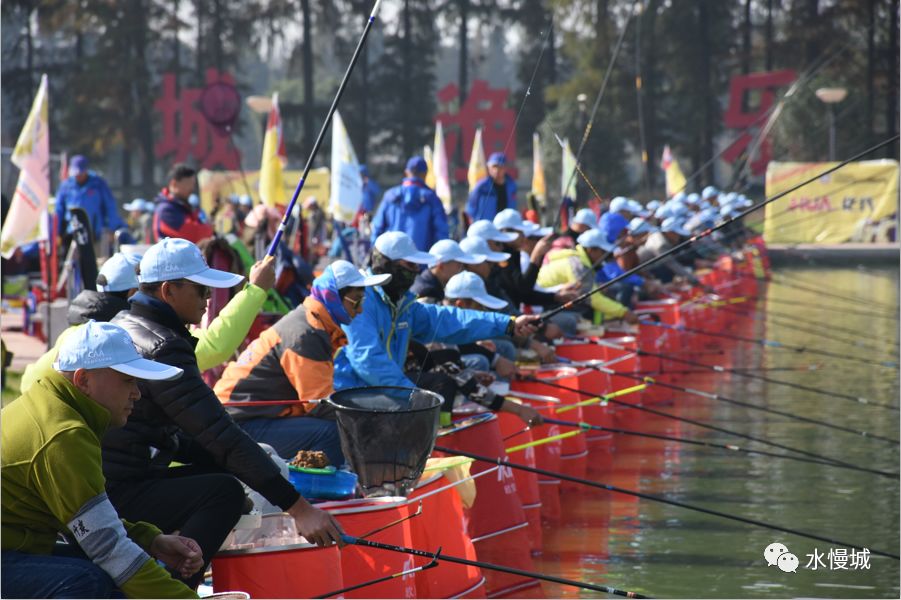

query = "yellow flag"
[531, 132, 546, 201]
[467, 127, 487, 193]
[660, 144, 687, 198]
[424, 145, 435, 188]
[259, 92, 286, 207]
[2, 74, 50, 258]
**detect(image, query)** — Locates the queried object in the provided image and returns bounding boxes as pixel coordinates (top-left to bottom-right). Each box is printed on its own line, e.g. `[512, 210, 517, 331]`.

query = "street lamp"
[815, 87, 847, 161]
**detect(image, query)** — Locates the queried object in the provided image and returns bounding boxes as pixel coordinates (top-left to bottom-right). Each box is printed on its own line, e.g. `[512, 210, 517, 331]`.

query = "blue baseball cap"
[702, 185, 719, 200]
[97, 253, 142, 293]
[54, 320, 183, 380]
[374, 231, 436, 265]
[468, 220, 519, 243]
[459, 236, 510, 263]
[522, 220, 553, 238]
[628, 218, 659, 235]
[327, 260, 391, 289]
[661, 217, 690, 237]
[572, 208, 598, 229]
[577, 228, 616, 252]
[239, 194, 253, 207]
[139, 238, 245, 288]
[487, 152, 507, 166]
[493, 208, 528, 232]
[646, 200, 662, 212]
[445, 271, 508, 310]
[359, 164, 369, 177]
[685, 193, 701, 205]
[429, 239, 485, 265]
[405, 156, 428, 174]
[609, 197, 629, 214]
[627, 199, 651, 217]
[188, 194, 200, 207]
[69, 155, 88, 176]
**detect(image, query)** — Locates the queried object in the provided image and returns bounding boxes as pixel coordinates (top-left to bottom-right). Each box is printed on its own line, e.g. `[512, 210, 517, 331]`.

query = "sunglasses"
[175, 279, 211, 299]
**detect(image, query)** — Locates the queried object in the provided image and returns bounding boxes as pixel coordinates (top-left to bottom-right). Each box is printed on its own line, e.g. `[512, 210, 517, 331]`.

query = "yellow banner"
[763, 160, 899, 244]
[198, 168, 329, 215]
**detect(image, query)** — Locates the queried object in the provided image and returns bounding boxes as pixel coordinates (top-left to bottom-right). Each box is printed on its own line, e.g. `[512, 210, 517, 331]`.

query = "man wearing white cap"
[106, 238, 344, 580]
[410, 239, 486, 303]
[636, 218, 703, 285]
[2, 321, 201, 598]
[598, 196, 632, 245]
[539, 229, 637, 324]
[214, 260, 391, 465]
[333, 232, 540, 408]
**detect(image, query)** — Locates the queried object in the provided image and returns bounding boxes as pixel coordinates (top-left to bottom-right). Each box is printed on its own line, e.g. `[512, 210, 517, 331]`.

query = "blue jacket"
[361, 179, 382, 214]
[55, 173, 126, 235]
[333, 280, 513, 390]
[370, 178, 448, 252]
[465, 175, 517, 222]
[598, 212, 629, 244]
[597, 260, 644, 287]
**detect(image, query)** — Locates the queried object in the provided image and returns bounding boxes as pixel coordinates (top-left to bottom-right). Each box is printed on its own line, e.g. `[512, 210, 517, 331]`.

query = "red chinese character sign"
[154, 68, 240, 170]
[721, 69, 797, 177]
[435, 79, 517, 182]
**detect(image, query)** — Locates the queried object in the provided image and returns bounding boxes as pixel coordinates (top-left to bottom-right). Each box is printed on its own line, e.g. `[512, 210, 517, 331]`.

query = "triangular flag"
[424, 145, 434, 188]
[660, 144, 687, 198]
[560, 137, 577, 201]
[2, 74, 50, 258]
[259, 92, 287, 207]
[329, 110, 363, 222]
[432, 121, 453, 211]
[531, 132, 546, 203]
[467, 127, 487, 193]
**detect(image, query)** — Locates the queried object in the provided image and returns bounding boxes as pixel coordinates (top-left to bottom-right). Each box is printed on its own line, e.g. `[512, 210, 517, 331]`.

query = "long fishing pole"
[267, 0, 382, 256]
[774, 272, 900, 312]
[633, 365, 823, 376]
[433, 447, 900, 560]
[313, 554, 440, 599]
[542, 417, 898, 478]
[620, 341, 900, 411]
[743, 293, 899, 324]
[640, 319, 899, 370]
[768, 274, 900, 312]
[520, 374, 891, 468]
[341, 535, 651, 598]
[537, 135, 900, 324]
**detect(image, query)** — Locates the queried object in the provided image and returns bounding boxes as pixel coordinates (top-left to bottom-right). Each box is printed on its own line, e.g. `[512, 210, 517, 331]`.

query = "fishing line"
[542, 417, 898, 478]
[432, 447, 900, 560]
[768, 274, 900, 311]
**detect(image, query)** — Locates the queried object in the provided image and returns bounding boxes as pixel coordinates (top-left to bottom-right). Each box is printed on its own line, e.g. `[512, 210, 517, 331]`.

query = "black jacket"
[67, 290, 130, 325]
[496, 253, 556, 308]
[410, 268, 444, 302]
[105, 293, 300, 510]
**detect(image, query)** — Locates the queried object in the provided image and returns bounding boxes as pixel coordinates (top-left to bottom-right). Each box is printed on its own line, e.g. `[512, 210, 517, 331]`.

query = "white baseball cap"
[493, 209, 529, 232]
[627, 200, 651, 218]
[576, 229, 616, 253]
[522, 221, 553, 238]
[661, 217, 691, 237]
[444, 271, 508, 310]
[459, 236, 510, 263]
[572, 208, 598, 229]
[609, 196, 629, 214]
[627, 218, 659, 235]
[139, 238, 245, 288]
[467, 220, 519, 243]
[429, 239, 485, 265]
[54, 320, 183, 380]
[328, 260, 391, 288]
[97, 253, 142, 293]
[373, 231, 437, 265]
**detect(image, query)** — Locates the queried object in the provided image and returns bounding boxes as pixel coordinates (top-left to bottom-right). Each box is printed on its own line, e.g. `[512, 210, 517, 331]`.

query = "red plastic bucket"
[408, 473, 487, 598]
[496, 412, 542, 553]
[212, 542, 343, 598]
[594, 337, 639, 406]
[318, 497, 416, 598]
[436, 413, 541, 598]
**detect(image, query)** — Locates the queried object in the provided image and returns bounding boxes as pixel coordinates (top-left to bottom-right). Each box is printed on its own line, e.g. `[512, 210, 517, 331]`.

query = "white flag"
[431, 121, 452, 211]
[329, 110, 363, 222]
[2, 75, 50, 257]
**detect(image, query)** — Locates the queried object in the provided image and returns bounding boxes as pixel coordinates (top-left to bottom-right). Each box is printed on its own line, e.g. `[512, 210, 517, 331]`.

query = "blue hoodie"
[333, 278, 513, 390]
[465, 175, 518, 222]
[370, 178, 448, 251]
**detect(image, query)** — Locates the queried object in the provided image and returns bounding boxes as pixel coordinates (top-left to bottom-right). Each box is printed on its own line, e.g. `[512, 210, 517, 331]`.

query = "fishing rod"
[640, 319, 899, 370]
[746, 293, 899, 323]
[519, 374, 893, 468]
[537, 135, 900, 325]
[341, 535, 651, 598]
[618, 341, 900, 411]
[313, 554, 440, 599]
[267, 0, 382, 256]
[632, 365, 823, 376]
[433, 447, 900, 560]
[789, 269, 900, 304]
[541, 417, 899, 478]
[767, 275, 900, 313]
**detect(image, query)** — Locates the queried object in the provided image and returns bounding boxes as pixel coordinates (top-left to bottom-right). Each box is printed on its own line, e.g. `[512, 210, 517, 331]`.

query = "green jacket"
[1, 371, 196, 598]
[537, 246, 628, 321]
[20, 283, 268, 394]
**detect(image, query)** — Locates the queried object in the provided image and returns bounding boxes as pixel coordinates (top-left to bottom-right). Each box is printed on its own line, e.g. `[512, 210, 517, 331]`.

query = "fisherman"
[559, 208, 599, 246]
[466, 152, 518, 223]
[411, 239, 487, 303]
[333, 231, 542, 413]
[213, 261, 391, 466]
[55, 155, 127, 251]
[2, 321, 201, 598]
[358, 164, 382, 217]
[370, 156, 448, 252]
[105, 238, 343, 579]
[152, 164, 213, 243]
[538, 229, 638, 324]
[598, 196, 633, 244]
[636, 217, 703, 285]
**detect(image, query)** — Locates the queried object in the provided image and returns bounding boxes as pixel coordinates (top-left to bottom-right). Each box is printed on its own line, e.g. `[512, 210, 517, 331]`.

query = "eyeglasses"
[345, 294, 364, 310]
[175, 280, 211, 299]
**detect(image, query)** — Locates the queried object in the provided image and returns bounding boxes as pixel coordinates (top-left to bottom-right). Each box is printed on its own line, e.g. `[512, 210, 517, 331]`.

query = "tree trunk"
[805, 0, 819, 66]
[402, 0, 412, 157]
[213, 0, 223, 72]
[301, 0, 314, 158]
[195, 0, 203, 83]
[742, 0, 752, 75]
[890, 0, 899, 157]
[547, 18, 557, 84]
[644, 0, 660, 191]
[360, 3, 369, 162]
[765, 0, 774, 70]
[867, 0, 875, 143]
[457, 0, 469, 166]
[698, 0, 713, 186]
[172, 0, 180, 93]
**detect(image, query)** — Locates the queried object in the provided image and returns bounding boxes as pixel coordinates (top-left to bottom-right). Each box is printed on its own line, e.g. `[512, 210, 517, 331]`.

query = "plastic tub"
[287, 466, 358, 500]
[212, 542, 343, 598]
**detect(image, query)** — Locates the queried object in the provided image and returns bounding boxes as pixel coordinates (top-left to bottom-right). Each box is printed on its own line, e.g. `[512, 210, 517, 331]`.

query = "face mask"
[380, 263, 418, 301]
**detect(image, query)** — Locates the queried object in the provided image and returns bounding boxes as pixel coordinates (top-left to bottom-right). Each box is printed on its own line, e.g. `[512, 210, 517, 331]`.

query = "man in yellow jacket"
[537, 229, 638, 325]
[2, 321, 200, 598]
